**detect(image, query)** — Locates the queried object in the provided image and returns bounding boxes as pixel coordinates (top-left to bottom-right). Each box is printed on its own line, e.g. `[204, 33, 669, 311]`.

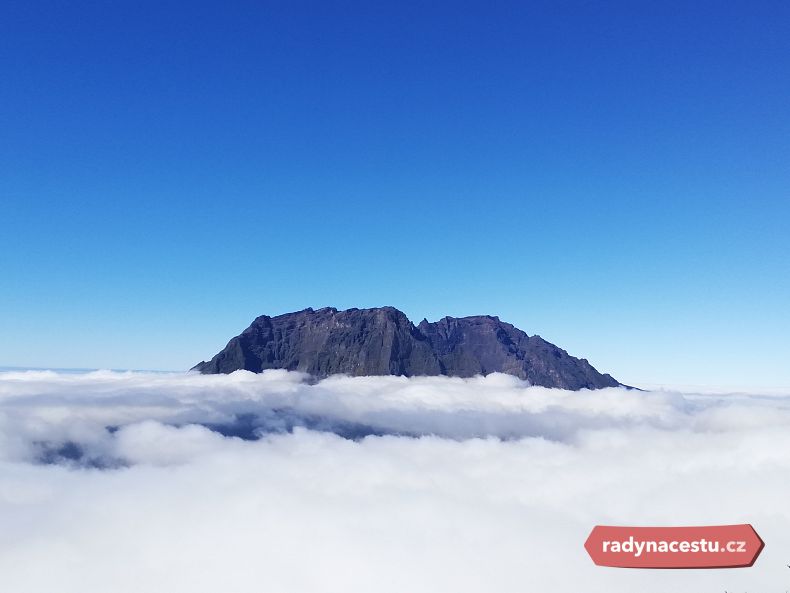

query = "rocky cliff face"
[192, 307, 621, 390]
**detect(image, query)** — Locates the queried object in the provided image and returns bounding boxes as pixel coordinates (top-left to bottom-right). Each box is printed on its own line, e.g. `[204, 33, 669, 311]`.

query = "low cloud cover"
[1, 370, 790, 592]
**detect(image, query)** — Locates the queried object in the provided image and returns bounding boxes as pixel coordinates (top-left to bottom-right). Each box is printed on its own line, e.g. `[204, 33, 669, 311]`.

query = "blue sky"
[1, 1, 788, 386]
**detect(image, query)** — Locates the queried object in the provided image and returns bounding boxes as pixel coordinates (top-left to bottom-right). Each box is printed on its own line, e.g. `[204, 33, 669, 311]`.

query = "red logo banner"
[584, 524, 764, 568]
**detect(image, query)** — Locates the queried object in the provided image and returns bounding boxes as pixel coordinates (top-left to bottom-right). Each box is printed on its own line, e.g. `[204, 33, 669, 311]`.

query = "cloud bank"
[1, 370, 790, 592]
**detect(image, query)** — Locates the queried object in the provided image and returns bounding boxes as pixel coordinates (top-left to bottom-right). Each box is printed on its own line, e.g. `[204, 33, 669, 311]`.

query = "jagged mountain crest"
[193, 306, 621, 390]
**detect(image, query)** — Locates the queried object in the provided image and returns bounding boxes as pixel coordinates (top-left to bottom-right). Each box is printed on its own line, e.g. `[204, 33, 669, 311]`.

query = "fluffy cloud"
[1, 370, 789, 592]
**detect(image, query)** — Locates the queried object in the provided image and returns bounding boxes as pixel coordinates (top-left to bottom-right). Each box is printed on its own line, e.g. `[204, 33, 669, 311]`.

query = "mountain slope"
[192, 307, 621, 390]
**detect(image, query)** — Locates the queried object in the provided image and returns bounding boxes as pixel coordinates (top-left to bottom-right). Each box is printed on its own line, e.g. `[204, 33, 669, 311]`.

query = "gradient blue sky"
[1, 1, 788, 386]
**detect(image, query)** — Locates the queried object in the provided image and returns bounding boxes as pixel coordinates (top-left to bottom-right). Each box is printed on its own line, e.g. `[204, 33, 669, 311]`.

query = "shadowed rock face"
[192, 307, 621, 390]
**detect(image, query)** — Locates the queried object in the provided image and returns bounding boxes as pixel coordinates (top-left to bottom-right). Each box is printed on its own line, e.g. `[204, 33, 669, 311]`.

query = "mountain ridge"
[192, 306, 622, 390]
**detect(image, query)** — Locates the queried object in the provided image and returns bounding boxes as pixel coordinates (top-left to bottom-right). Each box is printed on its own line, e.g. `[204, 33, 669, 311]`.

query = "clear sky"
[1, 1, 788, 387]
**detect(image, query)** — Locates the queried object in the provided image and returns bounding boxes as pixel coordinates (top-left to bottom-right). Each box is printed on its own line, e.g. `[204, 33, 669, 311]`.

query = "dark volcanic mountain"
[193, 307, 621, 390]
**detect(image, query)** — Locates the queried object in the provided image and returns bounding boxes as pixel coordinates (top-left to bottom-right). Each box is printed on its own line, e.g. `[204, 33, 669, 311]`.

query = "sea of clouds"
[1, 369, 790, 592]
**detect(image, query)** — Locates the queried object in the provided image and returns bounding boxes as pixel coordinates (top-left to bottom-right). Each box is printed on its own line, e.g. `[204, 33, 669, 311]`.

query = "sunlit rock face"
[193, 307, 620, 390]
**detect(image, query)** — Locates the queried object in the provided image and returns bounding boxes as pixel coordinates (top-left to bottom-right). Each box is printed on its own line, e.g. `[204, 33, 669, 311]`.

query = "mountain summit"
[193, 307, 621, 390]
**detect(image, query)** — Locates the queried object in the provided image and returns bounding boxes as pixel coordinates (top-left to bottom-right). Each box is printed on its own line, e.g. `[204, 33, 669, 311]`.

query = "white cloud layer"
[1, 370, 790, 592]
